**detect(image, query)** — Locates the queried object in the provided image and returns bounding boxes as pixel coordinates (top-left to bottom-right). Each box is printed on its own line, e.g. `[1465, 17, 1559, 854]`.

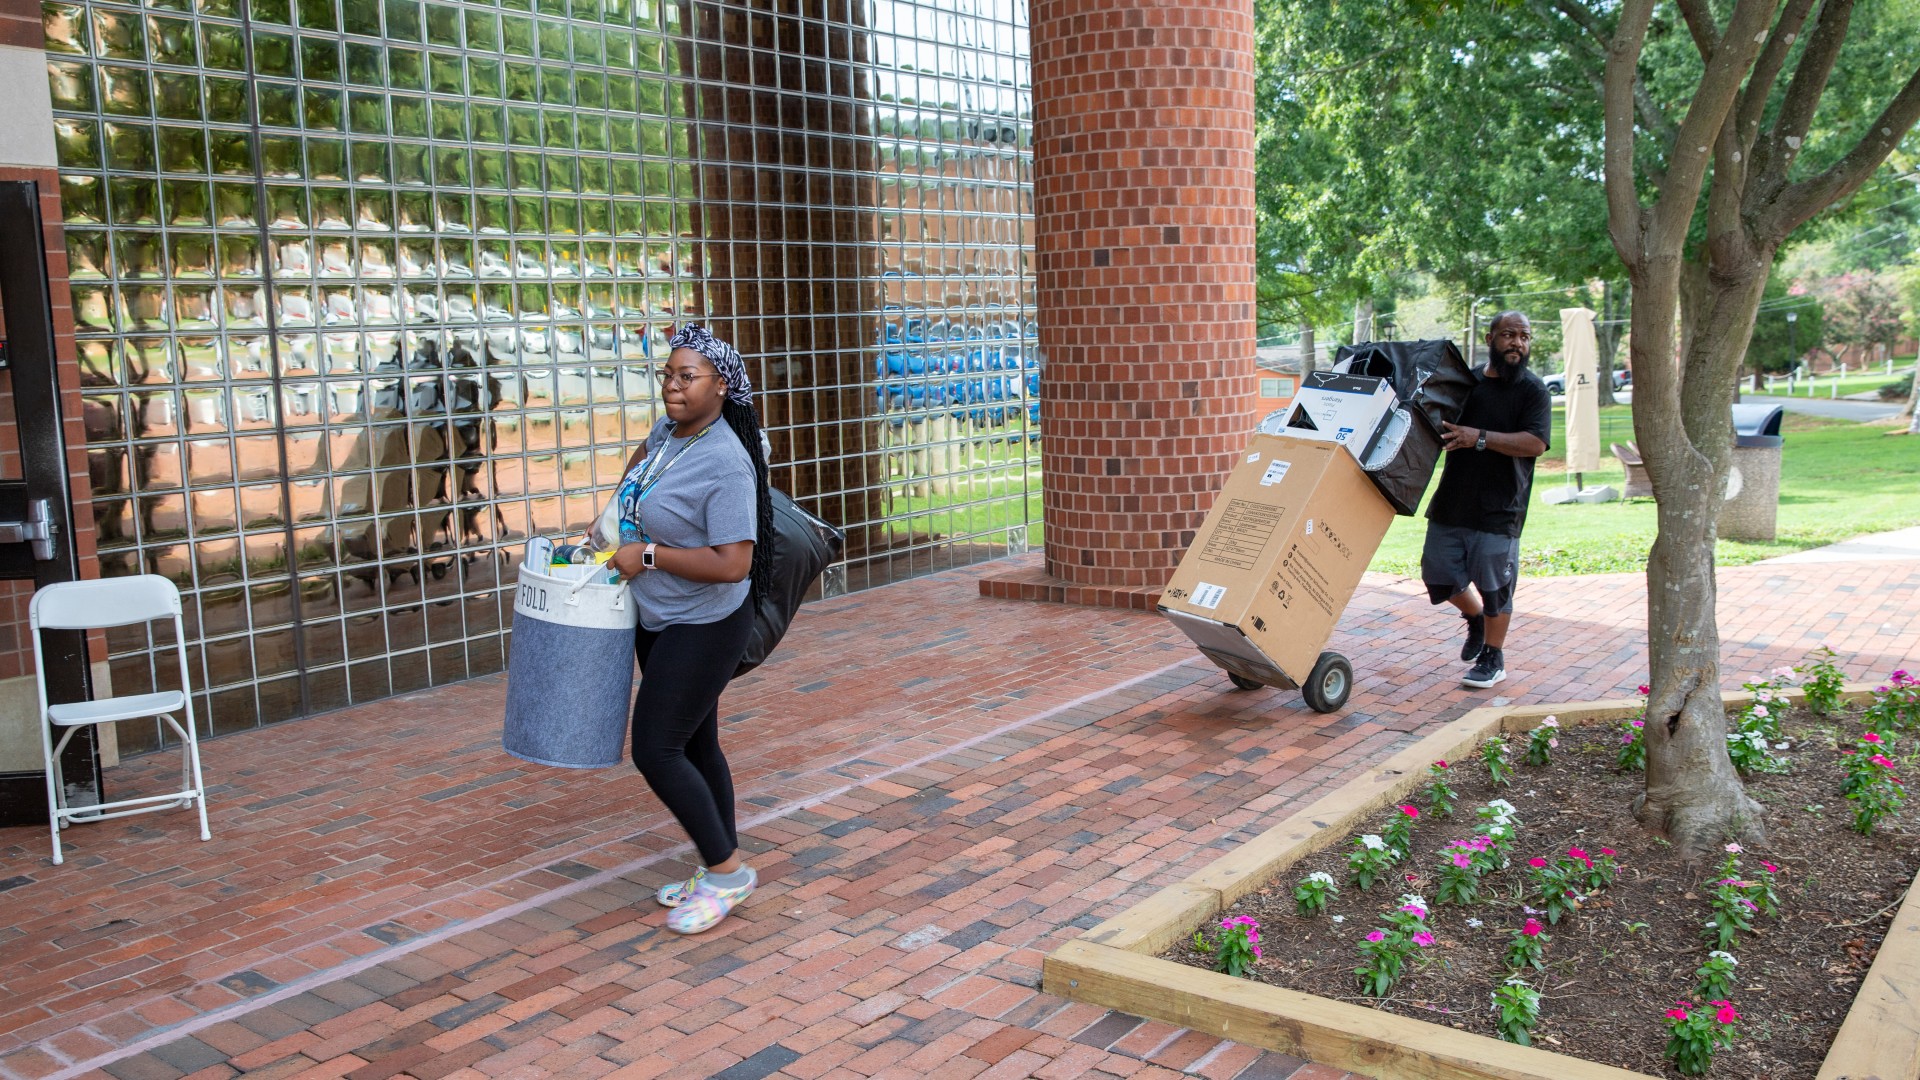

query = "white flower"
[1725, 842, 1743, 854]
[1776, 741, 1792, 750]
[1330, 914, 1345, 924]
[1487, 799, 1518, 816]
[1466, 917, 1484, 928]
[1399, 893, 1428, 910]
[1360, 834, 1387, 850]
[1308, 871, 1336, 887]
[1708, 950, 1737, 966]
[1540, 716, 1559, 729]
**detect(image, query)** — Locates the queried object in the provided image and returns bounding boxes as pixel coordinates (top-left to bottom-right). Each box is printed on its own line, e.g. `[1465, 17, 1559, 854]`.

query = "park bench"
[1610, 441, 1653, 499]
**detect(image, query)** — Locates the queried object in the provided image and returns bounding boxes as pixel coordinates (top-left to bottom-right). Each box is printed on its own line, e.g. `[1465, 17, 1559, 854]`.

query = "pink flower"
[1366, 930, 1386, 943]
[1637, 684, 1651, 696]
[1522, 918, 1544, 937]
[1567, 846, 1589, 862]
[1864, 732, 1884, 744]
[1872, 754, 1897, 769]
[1399, 804, 1419, 819]
[1632, 719, 1645, 728]
[1893, 669, 1911, 684]
[1620, 732, 1635, 745]
[1666, 1005, 1690, 1021]
[1412, 931, 1435, 947]
[1714, 1002, 1740, 1024]
[1434, 760, 1448, 769]
[1725, 843, 1743, 854]
[1760, 861, 1778, 874]
[1599, 848, 1617, 857]
[1452, 852, 1472, 869]
[1528, 857, 1549, 869]
[1400, 903, 1429, 919]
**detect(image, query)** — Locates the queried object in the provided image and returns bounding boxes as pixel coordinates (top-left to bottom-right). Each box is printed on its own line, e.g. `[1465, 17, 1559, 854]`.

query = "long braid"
[722, 397, 774, 602]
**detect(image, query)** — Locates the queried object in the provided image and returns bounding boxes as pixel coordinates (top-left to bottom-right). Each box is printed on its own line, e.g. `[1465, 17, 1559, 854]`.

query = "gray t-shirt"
[620, 417, 757, 630]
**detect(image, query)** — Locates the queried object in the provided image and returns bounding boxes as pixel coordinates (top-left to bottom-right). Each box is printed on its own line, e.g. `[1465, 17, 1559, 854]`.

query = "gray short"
[1422, 523, 1520, 616]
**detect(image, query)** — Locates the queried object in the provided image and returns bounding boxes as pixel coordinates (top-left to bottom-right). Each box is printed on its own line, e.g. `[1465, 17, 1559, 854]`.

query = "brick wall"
[1000, 0, 1256, 605]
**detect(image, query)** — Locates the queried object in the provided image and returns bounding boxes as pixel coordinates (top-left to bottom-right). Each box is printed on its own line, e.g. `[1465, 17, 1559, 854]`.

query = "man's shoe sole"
[1462, 669, 1507, 689]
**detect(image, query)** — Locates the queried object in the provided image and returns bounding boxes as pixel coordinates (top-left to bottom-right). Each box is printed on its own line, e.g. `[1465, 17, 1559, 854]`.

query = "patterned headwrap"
[667, 323, 753, 407]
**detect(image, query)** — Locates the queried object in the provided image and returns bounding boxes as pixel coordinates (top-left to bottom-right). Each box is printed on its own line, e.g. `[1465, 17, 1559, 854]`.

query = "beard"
[1488, 347, 1530, 379]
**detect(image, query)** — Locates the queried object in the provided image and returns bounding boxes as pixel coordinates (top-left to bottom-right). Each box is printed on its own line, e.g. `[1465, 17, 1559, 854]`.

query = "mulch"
[1164, 702, 1918, 1078]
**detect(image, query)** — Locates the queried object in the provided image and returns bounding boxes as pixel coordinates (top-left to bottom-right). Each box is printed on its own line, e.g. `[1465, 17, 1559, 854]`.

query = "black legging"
[631, 599, 754, 867]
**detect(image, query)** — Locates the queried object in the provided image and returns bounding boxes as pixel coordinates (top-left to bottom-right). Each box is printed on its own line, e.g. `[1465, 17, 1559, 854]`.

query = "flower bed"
[1044, 674, 1920, 1080]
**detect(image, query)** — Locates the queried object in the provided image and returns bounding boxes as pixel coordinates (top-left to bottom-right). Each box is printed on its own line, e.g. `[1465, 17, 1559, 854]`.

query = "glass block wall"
[44, 0, 1036, 746]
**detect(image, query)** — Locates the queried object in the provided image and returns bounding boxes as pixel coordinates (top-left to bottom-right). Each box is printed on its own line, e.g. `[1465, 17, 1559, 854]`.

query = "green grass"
[1753, 363, 1913, 400]
[1369, 405, 1920, 577]
[871, 405, 1914, 577]
[880, 436, 1045, 548]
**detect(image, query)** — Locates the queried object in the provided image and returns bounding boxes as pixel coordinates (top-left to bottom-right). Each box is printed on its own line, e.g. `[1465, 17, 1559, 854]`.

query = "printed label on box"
[1259, 460, 1291, 486]
[1191, 582, 1227, 610]
[1199, 499, 1285, 570]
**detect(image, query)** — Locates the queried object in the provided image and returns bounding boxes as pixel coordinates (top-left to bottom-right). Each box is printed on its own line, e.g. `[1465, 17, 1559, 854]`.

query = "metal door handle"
[0, 498, 55, 560]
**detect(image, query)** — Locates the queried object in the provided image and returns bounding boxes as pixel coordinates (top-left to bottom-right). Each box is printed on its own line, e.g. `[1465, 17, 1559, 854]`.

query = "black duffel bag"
[734, 488, 845, 678]
[1332, 339, 1478, 516]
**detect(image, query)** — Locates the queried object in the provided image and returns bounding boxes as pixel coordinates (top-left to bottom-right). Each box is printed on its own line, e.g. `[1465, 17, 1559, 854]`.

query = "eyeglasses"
[654, 369, 720, 388]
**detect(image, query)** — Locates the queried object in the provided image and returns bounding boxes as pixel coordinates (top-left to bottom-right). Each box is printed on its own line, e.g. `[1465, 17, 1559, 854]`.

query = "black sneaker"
[1460, 613, 1487, 662]
[1463, 646, 1506, 689]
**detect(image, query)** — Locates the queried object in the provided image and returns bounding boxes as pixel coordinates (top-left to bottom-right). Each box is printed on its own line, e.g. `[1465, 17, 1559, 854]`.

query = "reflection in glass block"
[91, 10, 144, 59]
[314, 186, 351, 230]
[44, 4, 89, 54]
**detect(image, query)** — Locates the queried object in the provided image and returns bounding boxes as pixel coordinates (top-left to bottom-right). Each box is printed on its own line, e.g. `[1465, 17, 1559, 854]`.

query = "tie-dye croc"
[666, 866, 757, 934]
[656, 866, 706, 908]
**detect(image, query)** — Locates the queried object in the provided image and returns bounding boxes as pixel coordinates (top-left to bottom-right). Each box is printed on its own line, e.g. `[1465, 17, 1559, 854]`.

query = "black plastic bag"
[1332, 339, 1477, 516]
[735, 488, 846, 678]
[1333, 338, 1476, 435]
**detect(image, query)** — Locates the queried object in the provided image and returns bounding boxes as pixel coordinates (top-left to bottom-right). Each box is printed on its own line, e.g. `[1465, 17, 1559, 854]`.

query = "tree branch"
[1277, 43, 1413, 82]
[1649, 0, 1777, 253]
[1674, 0, 1719, 58]
[1761, 64, 1920, 239]
[1735, 0, 1818, 155]
[1540, 0, 1678, 147]
[1603, 0, 1655, 264]
[1763, 0, 1858, 180]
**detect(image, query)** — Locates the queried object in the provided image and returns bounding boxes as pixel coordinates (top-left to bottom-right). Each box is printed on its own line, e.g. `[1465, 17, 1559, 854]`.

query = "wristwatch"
[641, 542, 657, 569]
[1474, 430, 1488, 451]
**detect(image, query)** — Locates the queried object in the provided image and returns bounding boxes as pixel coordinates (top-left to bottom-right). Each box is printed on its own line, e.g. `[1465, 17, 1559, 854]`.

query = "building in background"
[0, 0, 1038, 755]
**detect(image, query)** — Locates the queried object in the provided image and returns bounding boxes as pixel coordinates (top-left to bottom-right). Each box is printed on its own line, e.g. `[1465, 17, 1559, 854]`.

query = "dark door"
[0, 180, 95, 826]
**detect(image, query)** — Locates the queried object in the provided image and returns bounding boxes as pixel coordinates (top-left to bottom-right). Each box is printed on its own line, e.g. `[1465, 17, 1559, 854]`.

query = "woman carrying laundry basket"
[604, 323, 775, 935]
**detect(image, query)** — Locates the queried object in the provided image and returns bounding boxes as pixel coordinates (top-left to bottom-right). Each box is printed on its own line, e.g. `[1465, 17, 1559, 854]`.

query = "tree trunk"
[1905, 360, 1919, 434]
[1354, 298, 1374, 343]
[1299, 321, 1316, 378]
[1630, 255, 1771, 856]
[1595, 282, 1621, 408]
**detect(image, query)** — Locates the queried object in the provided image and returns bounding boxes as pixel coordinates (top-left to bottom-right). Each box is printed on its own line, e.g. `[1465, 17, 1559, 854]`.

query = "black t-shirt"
[1425, 366, 1553, 538]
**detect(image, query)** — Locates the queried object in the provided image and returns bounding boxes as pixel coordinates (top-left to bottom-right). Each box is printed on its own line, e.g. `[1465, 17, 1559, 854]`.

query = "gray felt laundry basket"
[502, 556, 637, 768]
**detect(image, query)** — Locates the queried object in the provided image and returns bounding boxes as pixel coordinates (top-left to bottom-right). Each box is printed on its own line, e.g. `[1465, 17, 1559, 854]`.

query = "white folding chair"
[31, 574, 210, 865]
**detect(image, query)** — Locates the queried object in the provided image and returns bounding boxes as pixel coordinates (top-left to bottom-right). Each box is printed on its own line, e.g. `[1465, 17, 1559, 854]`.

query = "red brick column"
[982, 0, 1257, 609]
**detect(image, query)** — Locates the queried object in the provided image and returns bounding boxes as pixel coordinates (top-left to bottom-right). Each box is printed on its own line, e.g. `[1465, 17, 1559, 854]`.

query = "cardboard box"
[1158, 434, 1395, 687]
[1279, 372, 1398, 460]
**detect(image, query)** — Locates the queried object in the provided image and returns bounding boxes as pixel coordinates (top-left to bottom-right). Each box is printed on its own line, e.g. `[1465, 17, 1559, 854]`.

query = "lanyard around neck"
[631, 424, 710, 503]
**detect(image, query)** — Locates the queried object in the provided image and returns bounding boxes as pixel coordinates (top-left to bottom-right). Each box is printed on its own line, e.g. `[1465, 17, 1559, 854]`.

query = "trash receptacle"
[1720, 403, 1785, 542]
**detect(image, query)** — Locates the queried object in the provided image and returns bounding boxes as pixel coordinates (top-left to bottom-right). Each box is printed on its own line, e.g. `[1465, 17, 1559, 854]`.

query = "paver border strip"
[1044, 682, 1919, 1080]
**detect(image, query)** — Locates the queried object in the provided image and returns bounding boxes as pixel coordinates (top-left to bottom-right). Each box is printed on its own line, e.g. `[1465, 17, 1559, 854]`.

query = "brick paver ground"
[2, 552, 1915, 1080]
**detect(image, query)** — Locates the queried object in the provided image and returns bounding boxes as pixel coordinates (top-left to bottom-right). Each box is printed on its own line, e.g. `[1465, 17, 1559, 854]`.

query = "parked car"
[1543, 369, 1631, 394]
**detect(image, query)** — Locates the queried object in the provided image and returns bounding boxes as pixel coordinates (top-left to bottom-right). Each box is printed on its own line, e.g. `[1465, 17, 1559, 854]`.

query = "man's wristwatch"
[1474, 430, 1488, 452]
[641, 542, 657, 570]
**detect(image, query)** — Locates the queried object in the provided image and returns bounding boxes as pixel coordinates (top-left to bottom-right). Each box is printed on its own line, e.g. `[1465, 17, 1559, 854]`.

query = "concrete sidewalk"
[2, 551, 1916, 1080]
[1760, 525, 1920, 564]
